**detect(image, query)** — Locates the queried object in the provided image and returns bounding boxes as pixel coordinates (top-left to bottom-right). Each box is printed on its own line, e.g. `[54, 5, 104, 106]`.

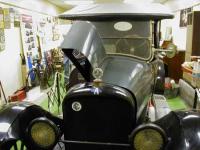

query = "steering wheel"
[115, 38, 133, 54]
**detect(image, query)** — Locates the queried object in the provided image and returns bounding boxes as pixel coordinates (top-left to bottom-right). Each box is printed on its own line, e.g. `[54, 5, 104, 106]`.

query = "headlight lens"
[27, 117, 59, 149]
[131, 124, 166, 150]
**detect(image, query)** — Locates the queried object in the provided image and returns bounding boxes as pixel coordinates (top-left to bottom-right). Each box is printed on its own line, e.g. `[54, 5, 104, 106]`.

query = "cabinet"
[164, 51, 185, 82]
[185, 11, 200, 61]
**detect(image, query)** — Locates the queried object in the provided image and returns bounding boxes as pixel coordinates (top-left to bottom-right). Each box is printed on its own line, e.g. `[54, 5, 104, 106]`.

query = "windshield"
[91, 21, 153, 60]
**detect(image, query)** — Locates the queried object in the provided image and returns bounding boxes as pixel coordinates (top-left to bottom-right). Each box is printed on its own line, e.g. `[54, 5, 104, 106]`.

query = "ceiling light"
[64, 0, 94, 6]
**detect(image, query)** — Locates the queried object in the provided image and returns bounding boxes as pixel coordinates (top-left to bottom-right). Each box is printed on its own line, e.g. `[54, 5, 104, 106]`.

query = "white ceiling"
[47, 0, 200, 12]
[47, 0, 170, 9]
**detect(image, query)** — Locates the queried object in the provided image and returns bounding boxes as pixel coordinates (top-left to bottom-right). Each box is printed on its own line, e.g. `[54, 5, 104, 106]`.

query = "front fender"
[153, 59, 165, 94]
[155, 110, 200, 150]
[0, 102, 63, 150]
[0, 102, 33, 144]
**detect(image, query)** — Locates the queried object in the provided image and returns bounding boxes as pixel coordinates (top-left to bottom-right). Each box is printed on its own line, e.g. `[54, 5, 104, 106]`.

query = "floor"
[24, 84, 65, 116]
[24, 86, 49, 104]
[167, 96, 188, 110]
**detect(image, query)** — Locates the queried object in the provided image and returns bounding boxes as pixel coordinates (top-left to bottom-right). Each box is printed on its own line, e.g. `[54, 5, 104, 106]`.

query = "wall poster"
[37, 16, 61, 54]
[0, 7, 5, 52]
[20, 14, 38, 69]
[180, 7, 193, 27]
[0, 7, 4, 29]
[0, 29, 5, 52]
[3, 8, 11, 29]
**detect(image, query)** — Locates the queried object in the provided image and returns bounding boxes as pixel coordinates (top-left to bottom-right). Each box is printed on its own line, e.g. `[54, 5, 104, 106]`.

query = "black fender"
[155, 110, 200, 150]
[153, 59, 165, 94]
[0, 102, 63, 150]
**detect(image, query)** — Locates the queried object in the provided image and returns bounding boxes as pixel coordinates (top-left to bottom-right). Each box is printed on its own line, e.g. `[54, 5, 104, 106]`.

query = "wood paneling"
[186, 11, 200, 58]
[192, 11, 200, 56]
[164, 51, 185, 82]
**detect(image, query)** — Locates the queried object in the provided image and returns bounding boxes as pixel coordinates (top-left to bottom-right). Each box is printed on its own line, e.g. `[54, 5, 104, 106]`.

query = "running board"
[153, 94, 171, 120]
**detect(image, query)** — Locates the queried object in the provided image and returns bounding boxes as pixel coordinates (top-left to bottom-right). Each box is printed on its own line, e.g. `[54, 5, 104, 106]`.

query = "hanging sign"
[3, 8, 11, 29]
[0, 7, 4, 29]
[0, 29, 5, 52]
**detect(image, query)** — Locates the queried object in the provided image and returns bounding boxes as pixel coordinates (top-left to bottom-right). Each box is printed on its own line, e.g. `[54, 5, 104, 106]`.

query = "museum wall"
[0, 1, 66, 103]
[161, 0, 200, 51]
[0, 0, 66, 15]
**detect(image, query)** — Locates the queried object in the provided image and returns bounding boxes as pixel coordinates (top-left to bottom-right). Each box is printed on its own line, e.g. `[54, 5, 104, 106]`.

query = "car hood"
[101, 55, 154, 119]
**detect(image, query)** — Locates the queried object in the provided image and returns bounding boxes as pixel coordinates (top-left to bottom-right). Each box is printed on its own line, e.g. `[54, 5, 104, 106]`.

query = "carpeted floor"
[39, 73, 66, 116]
[39, 97, 62, 116]
[167, 96, 188, 111]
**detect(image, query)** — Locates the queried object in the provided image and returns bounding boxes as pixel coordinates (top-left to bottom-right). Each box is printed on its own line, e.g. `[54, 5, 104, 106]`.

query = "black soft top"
[59, 3, 174, 21]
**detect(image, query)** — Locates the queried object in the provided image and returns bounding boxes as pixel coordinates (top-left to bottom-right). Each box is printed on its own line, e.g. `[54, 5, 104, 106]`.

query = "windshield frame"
[91, 20, 154, 61]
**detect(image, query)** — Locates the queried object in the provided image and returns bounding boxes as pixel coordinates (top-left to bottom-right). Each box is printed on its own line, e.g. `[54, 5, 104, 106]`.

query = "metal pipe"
[60, 140, 131, 147]
[0, 81, 7, 104]
[56, 72, 61, 113]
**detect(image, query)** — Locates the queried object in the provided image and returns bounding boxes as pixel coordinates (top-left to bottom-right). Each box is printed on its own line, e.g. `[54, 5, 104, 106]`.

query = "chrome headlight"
[130, 123, 167, 150]
[27, 117, 59, 149]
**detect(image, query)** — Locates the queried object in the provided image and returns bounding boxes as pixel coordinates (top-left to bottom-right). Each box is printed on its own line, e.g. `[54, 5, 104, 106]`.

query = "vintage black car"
[1, 3, 200, 150]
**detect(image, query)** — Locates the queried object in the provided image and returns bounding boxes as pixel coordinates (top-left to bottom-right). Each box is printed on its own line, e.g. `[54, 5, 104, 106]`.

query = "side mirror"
[154, 43, 177, 59]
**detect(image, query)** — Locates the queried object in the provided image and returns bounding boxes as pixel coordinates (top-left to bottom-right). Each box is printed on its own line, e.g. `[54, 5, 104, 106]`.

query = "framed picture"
[180, 7, 193, 27]
[0, 29, 5, 52]
[0, 7, 4, 29]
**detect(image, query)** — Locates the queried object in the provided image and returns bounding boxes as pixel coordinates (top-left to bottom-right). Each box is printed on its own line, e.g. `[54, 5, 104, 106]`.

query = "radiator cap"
[93, 68, 103, 86]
